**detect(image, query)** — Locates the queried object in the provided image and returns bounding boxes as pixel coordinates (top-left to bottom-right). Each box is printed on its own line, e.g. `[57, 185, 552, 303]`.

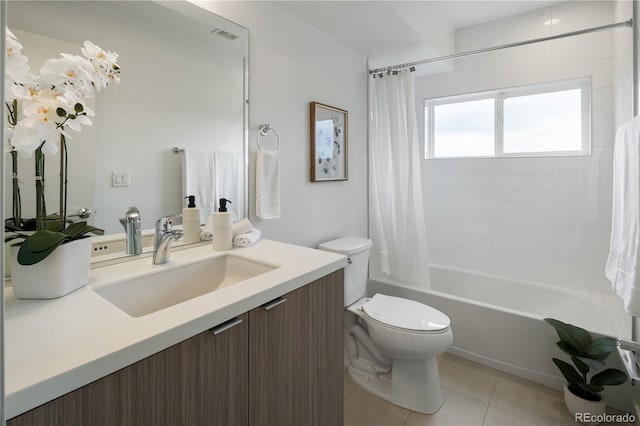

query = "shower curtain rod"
[369, 19, 633, 75]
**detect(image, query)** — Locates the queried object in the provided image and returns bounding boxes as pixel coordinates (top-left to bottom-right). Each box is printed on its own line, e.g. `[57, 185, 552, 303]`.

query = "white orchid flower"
[81, 40, 120, 90]
[11, 122, 44, 154]
[40, 54, 95, 97]
[5, 27, 34, 104]
[5, 28, 32, 84]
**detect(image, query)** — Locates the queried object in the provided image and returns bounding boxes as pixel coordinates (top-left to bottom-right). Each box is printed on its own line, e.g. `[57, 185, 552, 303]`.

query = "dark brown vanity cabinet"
[249, 269, 344, 426]
[8, 270, 344, 426]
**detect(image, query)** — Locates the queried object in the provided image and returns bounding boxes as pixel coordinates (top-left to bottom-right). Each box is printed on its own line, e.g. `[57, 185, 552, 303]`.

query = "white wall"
[195, 1, 369, 248]
[416, 1, 632, 294]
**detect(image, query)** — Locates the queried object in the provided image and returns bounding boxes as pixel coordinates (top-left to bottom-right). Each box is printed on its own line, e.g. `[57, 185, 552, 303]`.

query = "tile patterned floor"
[344, 354, 634, 426]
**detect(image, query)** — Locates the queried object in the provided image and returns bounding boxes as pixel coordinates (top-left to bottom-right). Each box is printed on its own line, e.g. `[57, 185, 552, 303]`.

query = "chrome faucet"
[119, 206, 142, 255]
[153, 215, 183, 265]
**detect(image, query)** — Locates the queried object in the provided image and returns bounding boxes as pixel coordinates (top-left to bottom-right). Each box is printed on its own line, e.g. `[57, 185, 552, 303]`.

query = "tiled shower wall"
[415, 1, 632, 294]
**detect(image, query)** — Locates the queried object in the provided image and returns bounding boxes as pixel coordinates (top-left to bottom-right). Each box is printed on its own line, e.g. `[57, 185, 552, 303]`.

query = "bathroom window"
[424, 78, 591, 159]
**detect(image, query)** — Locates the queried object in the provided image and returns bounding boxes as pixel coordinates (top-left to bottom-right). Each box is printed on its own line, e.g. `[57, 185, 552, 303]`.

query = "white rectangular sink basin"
[92, 255, 277, 317]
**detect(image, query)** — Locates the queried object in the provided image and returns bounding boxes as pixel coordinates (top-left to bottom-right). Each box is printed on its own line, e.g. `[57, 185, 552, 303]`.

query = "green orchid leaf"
[22, 230, 69, 253]
[63, 222, 104, 239]
[4, 233, 29, 243]
[17, 231, 70, 265]
[590, 369, 628, 387]
[552, 358, 583, 385]
[545, 318, 591, 353]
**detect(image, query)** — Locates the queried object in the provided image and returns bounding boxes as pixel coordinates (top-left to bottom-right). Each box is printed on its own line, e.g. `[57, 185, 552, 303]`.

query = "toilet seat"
[362, 294, 450, 332]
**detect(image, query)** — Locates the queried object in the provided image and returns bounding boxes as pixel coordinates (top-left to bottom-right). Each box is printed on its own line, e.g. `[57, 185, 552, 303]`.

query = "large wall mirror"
[5, 1, 249, 253]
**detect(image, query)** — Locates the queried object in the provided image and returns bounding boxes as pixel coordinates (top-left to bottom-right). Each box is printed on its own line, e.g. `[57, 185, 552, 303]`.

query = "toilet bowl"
[318, 237, 453, 414]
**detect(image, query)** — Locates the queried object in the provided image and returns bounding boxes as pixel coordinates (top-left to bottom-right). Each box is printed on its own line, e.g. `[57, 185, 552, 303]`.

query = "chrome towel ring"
[257, 124, 280, 151]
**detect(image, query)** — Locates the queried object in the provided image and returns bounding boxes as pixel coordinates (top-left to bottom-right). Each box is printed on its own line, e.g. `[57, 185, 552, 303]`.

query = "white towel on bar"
[214, 151, 242, 222]
[183, 149, 215, 224]
[256, 149, 280, 219]
[606, 115, 640, 316]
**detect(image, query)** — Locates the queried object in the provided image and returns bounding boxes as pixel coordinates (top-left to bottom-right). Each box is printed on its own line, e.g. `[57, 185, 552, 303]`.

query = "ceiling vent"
[210, 28, 239, 40]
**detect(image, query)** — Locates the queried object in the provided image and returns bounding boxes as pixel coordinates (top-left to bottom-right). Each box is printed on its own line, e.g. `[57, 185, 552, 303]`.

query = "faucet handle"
[156, 214, 182, 232]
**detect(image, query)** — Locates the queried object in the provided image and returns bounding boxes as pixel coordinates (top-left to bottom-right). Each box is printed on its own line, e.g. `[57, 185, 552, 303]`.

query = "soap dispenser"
[182, 195, 201, 244]
[212, 198, 232, 251]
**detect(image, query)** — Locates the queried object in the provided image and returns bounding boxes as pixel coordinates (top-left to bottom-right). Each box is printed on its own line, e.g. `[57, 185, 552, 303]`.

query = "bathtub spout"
[350, 324, 391, 371]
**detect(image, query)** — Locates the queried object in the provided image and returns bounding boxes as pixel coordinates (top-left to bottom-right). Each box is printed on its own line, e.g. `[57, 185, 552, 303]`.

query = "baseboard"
[448, 346, 565, 391]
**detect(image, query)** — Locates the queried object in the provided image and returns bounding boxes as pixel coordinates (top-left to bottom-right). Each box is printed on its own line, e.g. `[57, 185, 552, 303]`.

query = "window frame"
[424, 78, 592, 159]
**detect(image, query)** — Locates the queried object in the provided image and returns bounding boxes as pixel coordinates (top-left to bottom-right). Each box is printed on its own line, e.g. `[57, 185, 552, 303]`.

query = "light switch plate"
[112, 170, 130, 187]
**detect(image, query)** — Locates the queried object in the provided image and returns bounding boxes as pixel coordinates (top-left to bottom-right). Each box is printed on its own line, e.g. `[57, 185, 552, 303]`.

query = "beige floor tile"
[404, 387, 488, 426]
[439, 355, 498, 404]
[483, 406, 538, 426]
[344, 370, 358, 402]
[344, 389, 411, 426]
[490, 373, 566, 426]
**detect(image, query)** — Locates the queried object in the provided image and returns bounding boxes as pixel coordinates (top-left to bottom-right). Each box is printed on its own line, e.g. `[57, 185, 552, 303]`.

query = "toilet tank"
[318, 237, 372, 307]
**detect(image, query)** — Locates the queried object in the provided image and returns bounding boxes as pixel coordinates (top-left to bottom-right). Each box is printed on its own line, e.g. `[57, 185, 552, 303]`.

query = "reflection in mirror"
[5, 1, 248, 256]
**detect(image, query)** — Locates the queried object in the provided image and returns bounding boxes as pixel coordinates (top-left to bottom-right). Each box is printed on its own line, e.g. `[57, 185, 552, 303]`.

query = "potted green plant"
[545, 318, 627, 424]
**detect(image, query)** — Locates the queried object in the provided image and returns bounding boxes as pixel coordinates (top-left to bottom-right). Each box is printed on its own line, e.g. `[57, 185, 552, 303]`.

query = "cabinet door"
[8, 313, 248, 426]
[249, 269, 344, 426]
[181, 313, 249, 426]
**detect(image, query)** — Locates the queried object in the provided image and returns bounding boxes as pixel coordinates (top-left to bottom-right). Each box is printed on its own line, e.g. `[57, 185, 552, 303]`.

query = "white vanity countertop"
[5, 239, 347, 419]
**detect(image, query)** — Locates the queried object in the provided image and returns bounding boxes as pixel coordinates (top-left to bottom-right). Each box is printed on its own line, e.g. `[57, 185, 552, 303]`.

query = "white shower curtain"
[369, 70, 430, 287]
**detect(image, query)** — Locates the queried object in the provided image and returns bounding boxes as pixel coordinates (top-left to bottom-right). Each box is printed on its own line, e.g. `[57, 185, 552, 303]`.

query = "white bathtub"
[368, 265, 633, 412]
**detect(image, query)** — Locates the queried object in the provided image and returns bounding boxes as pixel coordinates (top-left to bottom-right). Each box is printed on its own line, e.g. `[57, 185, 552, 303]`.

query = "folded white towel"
[233, 229, 262, 247]
[183, 149, 215, 224]
[200, 214, 214, 241]
[606, 115, 640, 316]
[256, 149, 280, 219]
[232, 218, 254, 238]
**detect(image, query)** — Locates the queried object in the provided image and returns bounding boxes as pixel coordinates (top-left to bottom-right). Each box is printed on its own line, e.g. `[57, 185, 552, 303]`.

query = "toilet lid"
[362, 294, 450, 332]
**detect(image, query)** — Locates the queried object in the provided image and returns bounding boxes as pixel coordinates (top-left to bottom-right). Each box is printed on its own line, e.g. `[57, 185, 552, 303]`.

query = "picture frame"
[310, 102, 348, 182]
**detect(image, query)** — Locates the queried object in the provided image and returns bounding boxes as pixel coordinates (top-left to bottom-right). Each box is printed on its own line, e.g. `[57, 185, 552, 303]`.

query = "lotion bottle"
[182, 195, 201, 244]
[212, 198, 232, 251]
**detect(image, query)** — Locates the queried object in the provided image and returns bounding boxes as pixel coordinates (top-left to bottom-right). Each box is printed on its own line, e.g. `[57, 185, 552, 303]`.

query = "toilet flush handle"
[347, 257, 353, 265]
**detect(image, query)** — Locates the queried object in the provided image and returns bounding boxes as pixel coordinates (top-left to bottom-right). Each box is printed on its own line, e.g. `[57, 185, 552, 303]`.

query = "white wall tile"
[440, 229, 492, 248]
[492, 159, 553, 176]
[416, 0, 622, 293]
[492, 200, 553, 217]
[439, 254, 492, 274]
[491, 250, 554, 283]
[491, 175, 553, 189]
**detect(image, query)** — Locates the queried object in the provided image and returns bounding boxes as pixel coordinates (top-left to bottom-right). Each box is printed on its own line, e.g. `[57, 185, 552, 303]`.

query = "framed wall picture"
[310, 102, 348, 182]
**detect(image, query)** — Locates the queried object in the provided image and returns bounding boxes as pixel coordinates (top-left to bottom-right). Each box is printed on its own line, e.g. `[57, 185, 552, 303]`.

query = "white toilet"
[319, 236, 453, 414]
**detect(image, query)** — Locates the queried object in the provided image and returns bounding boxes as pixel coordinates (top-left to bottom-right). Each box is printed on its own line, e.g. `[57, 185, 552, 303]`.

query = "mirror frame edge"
[1, 0, 7, 422]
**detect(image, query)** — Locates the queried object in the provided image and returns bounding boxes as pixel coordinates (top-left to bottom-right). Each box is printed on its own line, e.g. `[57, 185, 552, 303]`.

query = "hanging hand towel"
[214, 151, 242, 221]
[256, 149, 280, 219]
[233, 229, 262, 248]
[183, 149, 215, 224]
[606, 115, 640, 316]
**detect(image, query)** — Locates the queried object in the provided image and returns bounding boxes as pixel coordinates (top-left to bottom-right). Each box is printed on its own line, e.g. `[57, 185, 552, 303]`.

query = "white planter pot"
[10, 238, 91, 299]
[563, 384, 606, 425]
